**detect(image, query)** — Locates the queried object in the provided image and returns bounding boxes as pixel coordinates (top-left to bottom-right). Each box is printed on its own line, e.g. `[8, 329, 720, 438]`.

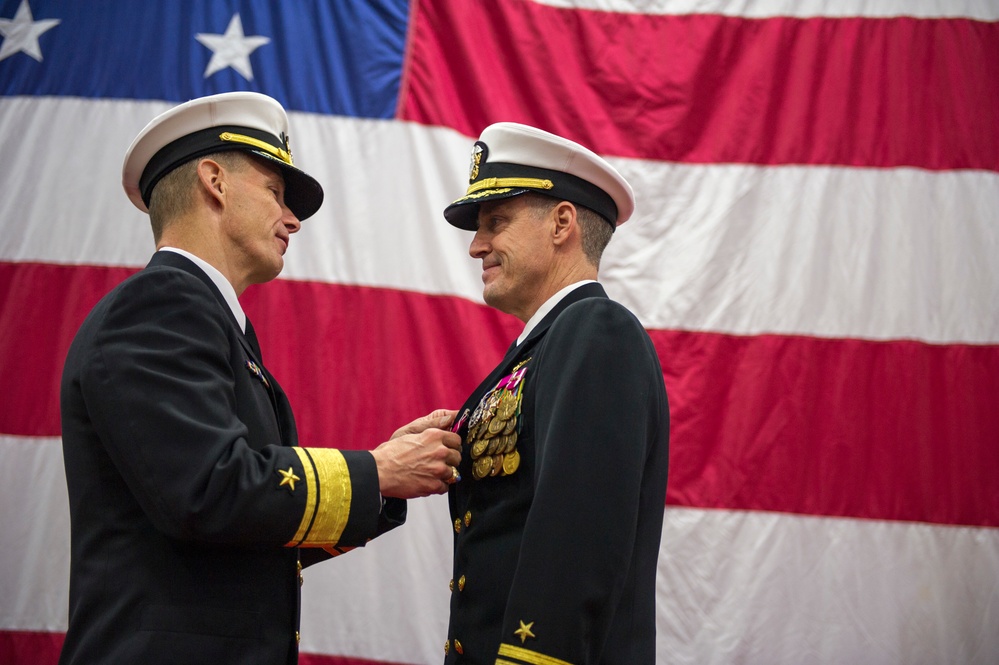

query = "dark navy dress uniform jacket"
[445, 282, 670, 665]
[59, 251, 403, 665]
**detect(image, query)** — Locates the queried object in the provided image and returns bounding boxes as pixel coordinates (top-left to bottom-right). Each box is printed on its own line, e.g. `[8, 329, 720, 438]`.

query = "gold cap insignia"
[468, 141, 487, 183]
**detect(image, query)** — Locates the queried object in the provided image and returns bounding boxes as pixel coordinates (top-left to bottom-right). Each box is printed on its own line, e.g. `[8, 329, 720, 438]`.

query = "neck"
[158, 215, 249, 295]
[518, 260, 597, 322]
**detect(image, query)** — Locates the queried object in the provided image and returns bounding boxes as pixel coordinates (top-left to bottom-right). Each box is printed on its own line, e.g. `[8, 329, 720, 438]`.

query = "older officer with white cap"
[441, 123, 670, 664]
[59, 91, 461, 665]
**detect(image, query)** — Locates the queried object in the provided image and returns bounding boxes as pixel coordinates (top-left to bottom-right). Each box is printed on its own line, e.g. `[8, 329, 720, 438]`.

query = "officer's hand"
[390, 409, 457, 439]
[371, 428, 462, 498]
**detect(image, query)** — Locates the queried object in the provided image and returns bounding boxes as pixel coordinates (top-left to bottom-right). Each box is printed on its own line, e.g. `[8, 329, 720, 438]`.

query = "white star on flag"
[195, 13, 270, 80]
[0, 0, 60, 63]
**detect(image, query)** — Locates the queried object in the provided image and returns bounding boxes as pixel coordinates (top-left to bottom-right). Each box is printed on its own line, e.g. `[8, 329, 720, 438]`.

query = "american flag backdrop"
[1, 1, 998, 663]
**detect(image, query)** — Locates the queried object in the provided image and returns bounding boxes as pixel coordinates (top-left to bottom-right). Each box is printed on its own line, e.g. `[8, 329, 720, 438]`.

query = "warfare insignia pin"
[245, 359, 270, 388]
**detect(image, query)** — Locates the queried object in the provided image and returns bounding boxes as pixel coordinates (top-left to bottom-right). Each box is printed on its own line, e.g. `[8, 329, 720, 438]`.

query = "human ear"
[196, 158, 227, 208]
[551, 201, 577, 246]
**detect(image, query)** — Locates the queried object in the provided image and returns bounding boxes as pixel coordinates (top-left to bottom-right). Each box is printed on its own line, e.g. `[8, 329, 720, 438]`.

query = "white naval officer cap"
[122, 91, 324, 221]
[443, 122, 635, 231]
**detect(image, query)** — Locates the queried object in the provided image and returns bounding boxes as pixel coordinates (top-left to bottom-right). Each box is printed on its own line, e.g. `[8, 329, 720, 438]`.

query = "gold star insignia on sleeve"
[278, 466, 300, 491]
[513, 619, 535, 643]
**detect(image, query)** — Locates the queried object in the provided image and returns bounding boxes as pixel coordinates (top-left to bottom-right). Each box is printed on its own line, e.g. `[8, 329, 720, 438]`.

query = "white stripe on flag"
[535, 0, 999, 20]
[0, 436, 69, 632]
[3, 97, 996, 345]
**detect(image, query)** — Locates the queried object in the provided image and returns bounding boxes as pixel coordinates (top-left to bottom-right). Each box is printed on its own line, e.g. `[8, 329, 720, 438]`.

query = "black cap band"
[444, 161, 618, 231]
[138, 125, 288, 206]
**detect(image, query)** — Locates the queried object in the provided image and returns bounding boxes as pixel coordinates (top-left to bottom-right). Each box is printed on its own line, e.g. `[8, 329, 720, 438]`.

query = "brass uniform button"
[455, 639, 464, 654]
[454, 517, 462, 533]
[444, 639, 450, 655]
[295, 631, 300, 644]
[464, 510, 472, 527]
[449, 578, 454, 592]
[296, 561, 302, 574]
[458, 575, 466, 591]
[299, 574, 304, 587]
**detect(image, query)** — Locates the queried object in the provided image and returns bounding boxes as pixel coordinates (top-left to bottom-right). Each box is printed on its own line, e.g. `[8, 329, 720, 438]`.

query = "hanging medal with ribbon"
[466, 358, 530, 480]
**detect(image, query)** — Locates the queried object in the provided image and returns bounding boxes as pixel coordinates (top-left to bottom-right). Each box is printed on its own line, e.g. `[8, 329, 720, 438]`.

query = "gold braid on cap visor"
[220, 131, 293, 165]
[466, 176, 554, 195]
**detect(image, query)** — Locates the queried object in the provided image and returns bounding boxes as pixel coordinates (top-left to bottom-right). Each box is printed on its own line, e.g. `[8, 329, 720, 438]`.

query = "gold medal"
[502, 432, 518, 453]
[471, 438, 489, 459]
[486, 432, 505, 455]
[503, 416, 517, 435]
[473, 456, 493, 480]
[487, 415, 506, 436]
[490, 453, 504, 476]
[497, 391, 517, 420]
[502, 449, 520, 475]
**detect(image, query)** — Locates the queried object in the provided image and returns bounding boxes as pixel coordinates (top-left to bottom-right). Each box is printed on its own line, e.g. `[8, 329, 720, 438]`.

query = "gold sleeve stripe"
[495, 659, 520, 665]
[497, 644, 574, 665]
[285, 447, 318, 547]
[297, 447, 352, 546]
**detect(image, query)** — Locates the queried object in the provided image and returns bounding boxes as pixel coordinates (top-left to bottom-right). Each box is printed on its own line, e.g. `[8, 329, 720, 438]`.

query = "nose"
[283, 207, 301, 234]
[469, 228, 489, 259]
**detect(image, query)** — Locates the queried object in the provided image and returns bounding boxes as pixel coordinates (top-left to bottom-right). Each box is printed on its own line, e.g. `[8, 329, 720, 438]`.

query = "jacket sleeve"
[497, 298, 668, 664]
[77, 267, 394, 548]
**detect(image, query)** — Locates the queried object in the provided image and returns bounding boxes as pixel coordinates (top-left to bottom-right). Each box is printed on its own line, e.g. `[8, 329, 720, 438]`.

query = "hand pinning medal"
[466, 359, 530, 480]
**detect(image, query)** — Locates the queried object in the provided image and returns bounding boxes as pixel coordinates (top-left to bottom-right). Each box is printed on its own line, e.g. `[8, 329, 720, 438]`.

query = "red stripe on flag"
[0, 630, 412, 665]
[0, 631, 64, 665]
[399, 0, 999, 171]
[0, 261, 137, 436]
[3, 262, 997, 526]
[300, 652, 418, 665]
[657, 330, 999, 528]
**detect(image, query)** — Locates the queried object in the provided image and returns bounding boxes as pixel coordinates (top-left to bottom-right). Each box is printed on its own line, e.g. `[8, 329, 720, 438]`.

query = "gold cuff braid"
[497, 643, 574, 665]
[284, 448, 352, 547]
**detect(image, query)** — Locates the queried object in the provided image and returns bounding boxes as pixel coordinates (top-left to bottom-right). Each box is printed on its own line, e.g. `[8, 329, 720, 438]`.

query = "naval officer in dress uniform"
[440, 123, 670, 664]
[59, 91, 461, 665]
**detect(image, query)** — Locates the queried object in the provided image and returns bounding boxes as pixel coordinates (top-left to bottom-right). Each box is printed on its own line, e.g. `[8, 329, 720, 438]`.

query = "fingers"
[371, 427, 464, 499]
[437, 429, 462, 450]
[389, 409, 458, 439]
[443, 446, 461, 468]
[428, 409, 458, 429]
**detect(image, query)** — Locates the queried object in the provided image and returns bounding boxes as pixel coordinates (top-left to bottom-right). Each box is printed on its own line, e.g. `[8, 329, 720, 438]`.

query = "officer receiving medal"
[441, 123, 670, 664]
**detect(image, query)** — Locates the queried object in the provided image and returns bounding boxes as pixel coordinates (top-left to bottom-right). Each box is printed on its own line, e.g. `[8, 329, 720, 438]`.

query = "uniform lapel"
[147, 251, 260, 363]
[518, 281, 608, 348]
[456, 282, 609, 426]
